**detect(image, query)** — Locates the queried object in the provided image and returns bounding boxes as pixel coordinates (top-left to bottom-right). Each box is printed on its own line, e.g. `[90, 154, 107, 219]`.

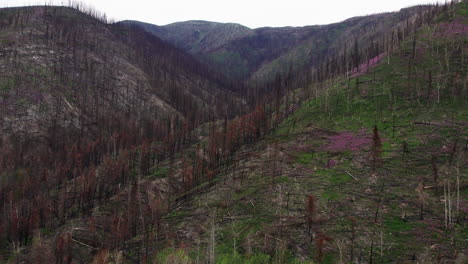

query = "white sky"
[0, 0, 446, 28]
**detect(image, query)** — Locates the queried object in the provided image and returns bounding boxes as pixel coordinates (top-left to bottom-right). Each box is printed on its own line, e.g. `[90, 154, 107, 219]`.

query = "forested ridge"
[0, 1, 466, 263]
[129, 4, 452, 84]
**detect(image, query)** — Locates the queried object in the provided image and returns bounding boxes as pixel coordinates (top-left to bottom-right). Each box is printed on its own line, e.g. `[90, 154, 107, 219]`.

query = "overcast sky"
[0, 0, 445, 28]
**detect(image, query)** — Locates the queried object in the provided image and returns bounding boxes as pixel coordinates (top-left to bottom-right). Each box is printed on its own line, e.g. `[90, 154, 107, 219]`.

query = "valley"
[0, 1, 466, 263]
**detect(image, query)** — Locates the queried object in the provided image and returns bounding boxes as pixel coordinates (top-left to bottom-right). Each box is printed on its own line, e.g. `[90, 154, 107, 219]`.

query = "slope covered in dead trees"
[0, 5, 242, 263]
[131, 4, 444, 84]
[0, 1, 466, 264]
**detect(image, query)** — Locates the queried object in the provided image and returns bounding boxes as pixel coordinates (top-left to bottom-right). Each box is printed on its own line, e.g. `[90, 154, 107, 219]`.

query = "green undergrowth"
[154, 3, 467, 262]
[266, 4, 467, 261]
[277, 17, 467, 137]
[147, 166, 169, 180]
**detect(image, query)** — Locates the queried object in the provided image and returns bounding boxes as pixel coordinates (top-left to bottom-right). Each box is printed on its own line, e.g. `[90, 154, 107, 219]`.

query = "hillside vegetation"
[0, 5, 241, 263]
[142, 2, 468, 263]
[0, 1, 466, 264]
[135, 5, 442, 84]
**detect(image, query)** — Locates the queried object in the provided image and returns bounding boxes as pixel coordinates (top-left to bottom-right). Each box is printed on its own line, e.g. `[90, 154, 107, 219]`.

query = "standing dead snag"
[335, 238, 346, 264]
[128, 181, 138, 237]
[315, 232, 332, 264]
[181, 159, 194, 192]
[31, 232, 53, 264]
[306, 194, 318, 235]
[371, 125, 383, 172]
[416, 179, 429, 220]
[270, 139, 280, 186]
[448, 139, 458, 166]
[92, 249, 110, 264]
[55, 232, 72, 264]
[431, 154, 439, 196]
[348, 216, 357, 262]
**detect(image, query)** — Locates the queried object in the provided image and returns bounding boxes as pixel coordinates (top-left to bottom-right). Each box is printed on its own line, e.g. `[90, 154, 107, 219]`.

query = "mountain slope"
[130, 20, 254, 54]
[0, 6, 241, 263]
[129, 19, 320, 81]
[132, 5, 437, 83]
[137, 2, 467, 262]
[250, 6, 431, 82]
[0, 2, 466, 264]
[0, 6, 239, 142]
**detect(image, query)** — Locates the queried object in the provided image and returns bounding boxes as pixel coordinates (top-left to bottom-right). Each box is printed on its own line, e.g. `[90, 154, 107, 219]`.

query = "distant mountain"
[127, 6, 434, 83]
[125, 19, 320, 81]
[132, 20, 254, 54]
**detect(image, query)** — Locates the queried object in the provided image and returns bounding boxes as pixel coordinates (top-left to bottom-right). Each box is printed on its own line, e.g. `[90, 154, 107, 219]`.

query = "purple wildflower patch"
[350, 52, 386, 78]
[326, 159, 337, 168]
[321, 130, 372, 152]
[436, 18, 468, 36]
